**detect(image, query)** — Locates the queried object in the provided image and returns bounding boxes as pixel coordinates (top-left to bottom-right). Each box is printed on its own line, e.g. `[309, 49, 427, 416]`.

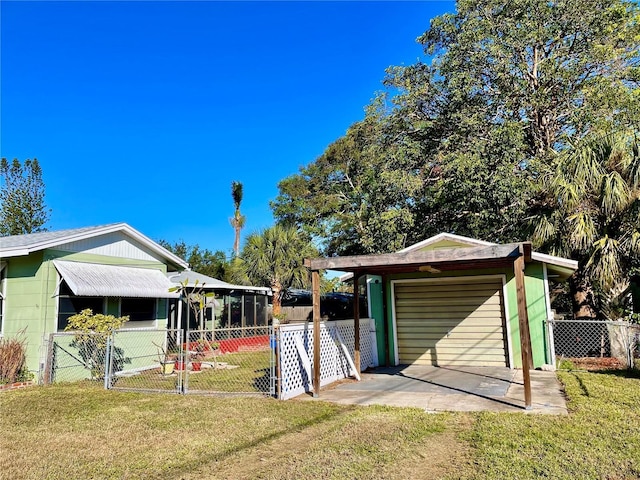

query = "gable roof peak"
[0, 222, 188, 269]
[398, 233, 494, 253]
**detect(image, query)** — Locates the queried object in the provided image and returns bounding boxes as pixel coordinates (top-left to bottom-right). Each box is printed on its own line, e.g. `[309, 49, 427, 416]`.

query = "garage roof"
[324, 234, 578, 281]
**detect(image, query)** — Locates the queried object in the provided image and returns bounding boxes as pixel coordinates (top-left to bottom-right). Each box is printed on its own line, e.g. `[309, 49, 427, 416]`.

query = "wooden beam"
[305, 243, 522, 271]
[312, 270, 321, 398]
[514, 246, 533, 409]
[353, 272, 361, 376]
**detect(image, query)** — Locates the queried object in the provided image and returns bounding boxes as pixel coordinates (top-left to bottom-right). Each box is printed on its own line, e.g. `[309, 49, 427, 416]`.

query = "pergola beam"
[304, 243, 523, 271]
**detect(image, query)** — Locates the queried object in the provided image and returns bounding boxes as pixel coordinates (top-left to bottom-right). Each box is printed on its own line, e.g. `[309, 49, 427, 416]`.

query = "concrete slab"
[297, 366, 567, 414]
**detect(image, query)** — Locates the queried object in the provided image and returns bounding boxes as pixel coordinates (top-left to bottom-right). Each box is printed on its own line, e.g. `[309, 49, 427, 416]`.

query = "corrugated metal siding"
[53, 260, 179, 298]
[395, 279, 507, 366]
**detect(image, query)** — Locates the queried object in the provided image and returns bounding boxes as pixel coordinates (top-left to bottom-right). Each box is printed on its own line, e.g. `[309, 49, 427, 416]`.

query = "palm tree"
[532, 129, 640, 318]
[241, 225, 318, 317]
[230, 181, 246, 257]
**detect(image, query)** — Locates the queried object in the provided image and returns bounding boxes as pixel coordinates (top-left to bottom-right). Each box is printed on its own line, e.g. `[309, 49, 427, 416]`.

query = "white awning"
[53, 260, 179, 298]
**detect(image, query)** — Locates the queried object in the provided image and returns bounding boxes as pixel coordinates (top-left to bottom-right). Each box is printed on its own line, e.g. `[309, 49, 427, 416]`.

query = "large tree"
[240, 225, 318, 316]
[415, 0, 640, 159]
[0, 158, 50, 236]
[274, 0, 640, 258]
[532, 129, 640, 318]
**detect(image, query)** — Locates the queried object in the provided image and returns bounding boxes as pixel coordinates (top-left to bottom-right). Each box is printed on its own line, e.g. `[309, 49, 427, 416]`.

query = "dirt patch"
[561, 357, 626, 371]
[377, 414, 476, 480]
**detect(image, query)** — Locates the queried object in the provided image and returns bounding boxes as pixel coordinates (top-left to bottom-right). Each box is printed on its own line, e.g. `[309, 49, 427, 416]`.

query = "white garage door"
[394, 278, 508, 366]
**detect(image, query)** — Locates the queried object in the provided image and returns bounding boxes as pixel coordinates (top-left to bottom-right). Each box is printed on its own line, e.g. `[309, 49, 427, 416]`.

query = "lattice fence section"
[277, 318, 378, 400]
[549, 319, 640, 371]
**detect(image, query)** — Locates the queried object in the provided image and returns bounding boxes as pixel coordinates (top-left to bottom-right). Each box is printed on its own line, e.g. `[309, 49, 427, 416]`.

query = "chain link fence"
[44, 331, 112, 385]
[549, 319, 640, 371]
[44, 327, 275, 397]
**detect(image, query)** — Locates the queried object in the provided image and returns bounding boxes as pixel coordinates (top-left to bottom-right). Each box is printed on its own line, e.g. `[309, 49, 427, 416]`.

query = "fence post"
[548, 319, 557, 368]
[103, 334, 112, 390]
[43, 333, 55, 385]
[274, 325, 281, 399]
[624, 322, 632, 370]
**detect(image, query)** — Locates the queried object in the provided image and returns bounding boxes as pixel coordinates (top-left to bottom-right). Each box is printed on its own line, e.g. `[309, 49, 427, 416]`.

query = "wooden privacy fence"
[276, 318, 378, 400]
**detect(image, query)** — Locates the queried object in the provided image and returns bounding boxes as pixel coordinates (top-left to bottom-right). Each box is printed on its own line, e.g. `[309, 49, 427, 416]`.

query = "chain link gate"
[105, 327, 275, 397]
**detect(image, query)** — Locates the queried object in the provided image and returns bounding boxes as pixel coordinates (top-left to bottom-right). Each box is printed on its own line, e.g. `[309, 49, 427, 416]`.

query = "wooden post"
[353, 272, 361, 376]
[312, 270, 321, 397]
[514, 246, 533, 409]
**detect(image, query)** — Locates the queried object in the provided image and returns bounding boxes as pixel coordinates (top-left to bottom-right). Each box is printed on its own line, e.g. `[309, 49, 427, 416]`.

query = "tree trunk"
[233, 224, 240, 257]
[271, 282, 282, 317]
[569, 269, 598, 319]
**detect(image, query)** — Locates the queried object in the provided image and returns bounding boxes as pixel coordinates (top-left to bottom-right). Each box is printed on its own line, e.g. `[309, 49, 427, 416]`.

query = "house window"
[121, 298, 156, 322]
[57, 283, 105, 331]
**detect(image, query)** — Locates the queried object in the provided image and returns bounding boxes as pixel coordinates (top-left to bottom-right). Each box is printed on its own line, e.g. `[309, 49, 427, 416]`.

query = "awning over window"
[53, 260, 179, 298]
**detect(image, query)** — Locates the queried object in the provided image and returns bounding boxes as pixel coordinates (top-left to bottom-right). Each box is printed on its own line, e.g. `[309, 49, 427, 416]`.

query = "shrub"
[65, 309, 129, 380]
[0, 333, 31, 384]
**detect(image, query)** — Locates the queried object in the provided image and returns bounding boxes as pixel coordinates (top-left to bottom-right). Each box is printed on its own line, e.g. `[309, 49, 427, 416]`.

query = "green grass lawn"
[114, 350, 273, 394]
[1, 370, 639, 479]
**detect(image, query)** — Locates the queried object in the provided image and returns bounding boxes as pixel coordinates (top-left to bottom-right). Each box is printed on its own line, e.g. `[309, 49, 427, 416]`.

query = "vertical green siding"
[2, 252, 53, 373]
[366, 276, 385, 363]
[525, 263, 549, 367]
[506, 264, 549, 368]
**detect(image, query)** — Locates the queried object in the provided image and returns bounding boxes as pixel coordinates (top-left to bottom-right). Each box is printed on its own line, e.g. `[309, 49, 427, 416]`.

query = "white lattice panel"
[278, 319, 377, 400]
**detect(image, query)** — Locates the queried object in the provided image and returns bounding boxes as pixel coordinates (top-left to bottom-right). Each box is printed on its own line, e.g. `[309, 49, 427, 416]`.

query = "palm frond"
[586, 236, 622, 290]
[566, 211, 597, 253]
[600, 171, 631, 217]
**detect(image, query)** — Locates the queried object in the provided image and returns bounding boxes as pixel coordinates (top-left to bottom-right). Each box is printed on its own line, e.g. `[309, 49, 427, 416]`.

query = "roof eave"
[0, 223, 189, 269]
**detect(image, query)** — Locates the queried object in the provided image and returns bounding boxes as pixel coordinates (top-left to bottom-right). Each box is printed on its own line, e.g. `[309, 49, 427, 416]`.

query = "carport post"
[353, 272, 361, 376]
[312, 269, 321, 397]
[514, 244, 533, 409]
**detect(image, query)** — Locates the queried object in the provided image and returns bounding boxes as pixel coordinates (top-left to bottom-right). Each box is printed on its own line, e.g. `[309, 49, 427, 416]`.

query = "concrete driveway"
[299, 365, 567, 414]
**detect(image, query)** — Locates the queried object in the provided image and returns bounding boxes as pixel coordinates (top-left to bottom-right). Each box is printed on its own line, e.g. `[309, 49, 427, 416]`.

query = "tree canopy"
[271, 0, 640, 317]
[0, 158, 50, 236]
[532, 129, 640, 317]
[159, 240, 229, 280]
[240, 225, 318, 316]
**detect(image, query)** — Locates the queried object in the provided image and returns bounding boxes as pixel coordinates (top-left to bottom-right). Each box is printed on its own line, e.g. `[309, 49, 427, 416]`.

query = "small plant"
[272, 312, 288, 325]
[557, 357, 576, 371]
[0, 330, 31, 384]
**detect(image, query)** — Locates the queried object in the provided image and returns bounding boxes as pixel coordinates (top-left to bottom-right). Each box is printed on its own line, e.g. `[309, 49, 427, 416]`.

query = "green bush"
[65, 309, 129, 380]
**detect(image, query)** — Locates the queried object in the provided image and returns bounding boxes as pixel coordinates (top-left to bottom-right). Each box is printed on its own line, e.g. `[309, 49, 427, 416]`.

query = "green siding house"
[0, 223, 188, 379]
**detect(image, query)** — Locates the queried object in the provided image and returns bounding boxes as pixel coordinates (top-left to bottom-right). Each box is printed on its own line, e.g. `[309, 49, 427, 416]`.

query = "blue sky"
[1, 1, 454, 257]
